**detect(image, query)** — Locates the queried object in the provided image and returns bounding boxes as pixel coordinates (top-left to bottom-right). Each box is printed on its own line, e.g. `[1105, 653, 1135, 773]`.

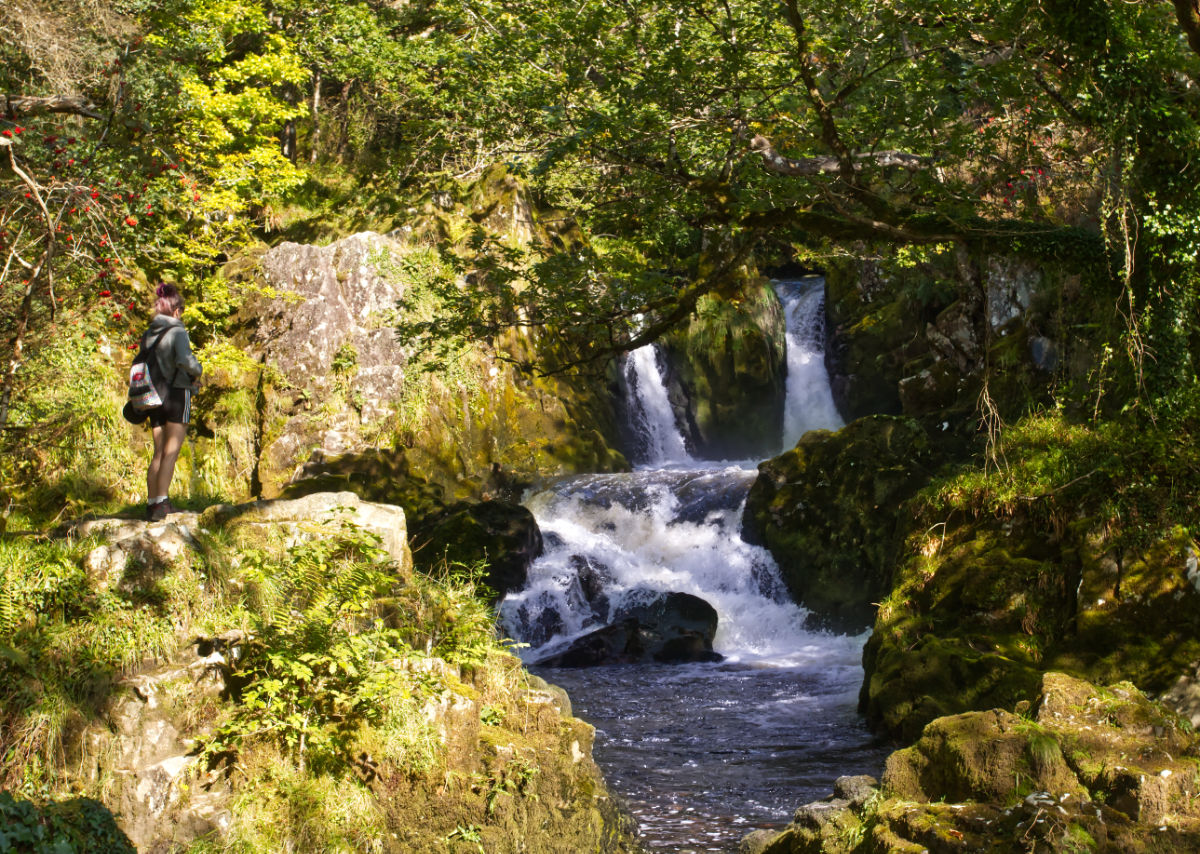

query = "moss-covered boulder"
[862, 497, 1200, 741]
[663, 277, 787, 460]
[411, 499, 543, 603]
[753, 672, 1200, 853]
[44, 500, 640, 854]
[743, 415, 939, 632]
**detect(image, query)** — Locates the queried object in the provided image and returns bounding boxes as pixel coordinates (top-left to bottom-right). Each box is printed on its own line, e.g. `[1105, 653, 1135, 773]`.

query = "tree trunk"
[1176, 0, 1200, 58]
[309, 70, 321, 165]
[280, 120, 296, 162]
[3, 94, 103, 120]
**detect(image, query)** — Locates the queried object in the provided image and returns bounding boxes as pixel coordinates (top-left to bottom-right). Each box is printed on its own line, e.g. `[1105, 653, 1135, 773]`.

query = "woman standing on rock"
[141, 283, 202, 521]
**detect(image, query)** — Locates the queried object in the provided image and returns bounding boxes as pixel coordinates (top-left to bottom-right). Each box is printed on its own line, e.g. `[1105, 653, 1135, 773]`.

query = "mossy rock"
[281, 446, 449, 527]
[861, 632, 1042, 742]
[411, 499, 543, 604]
[883, 708, 1085, 804]
[862, 508, 1200, 740]
[663, 277, 787, 459]
[863, 672, 1200, 852]
[743, 415, 939, 632]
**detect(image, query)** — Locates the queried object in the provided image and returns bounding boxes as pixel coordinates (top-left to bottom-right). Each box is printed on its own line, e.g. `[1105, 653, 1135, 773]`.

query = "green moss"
[745, 415, 941, 632]
[663, 277, 786, 459]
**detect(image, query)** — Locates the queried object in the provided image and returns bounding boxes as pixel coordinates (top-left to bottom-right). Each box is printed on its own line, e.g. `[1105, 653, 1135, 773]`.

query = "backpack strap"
[142, 327, 171, 353]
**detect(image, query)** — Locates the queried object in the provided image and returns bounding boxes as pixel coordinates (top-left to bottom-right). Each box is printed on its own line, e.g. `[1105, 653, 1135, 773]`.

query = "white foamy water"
[777, 277, 844, 449]
[499, 469, 861, 666]
[621, 343, 691, 465]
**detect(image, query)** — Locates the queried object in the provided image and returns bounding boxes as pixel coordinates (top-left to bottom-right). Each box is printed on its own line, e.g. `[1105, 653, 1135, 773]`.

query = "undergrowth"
[0, 510, 514, 825]
[912, 407, 1200, 549]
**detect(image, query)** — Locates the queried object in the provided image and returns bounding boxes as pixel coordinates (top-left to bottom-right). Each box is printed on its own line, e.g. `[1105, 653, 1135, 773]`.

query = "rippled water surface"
[536, 658, 889, 852]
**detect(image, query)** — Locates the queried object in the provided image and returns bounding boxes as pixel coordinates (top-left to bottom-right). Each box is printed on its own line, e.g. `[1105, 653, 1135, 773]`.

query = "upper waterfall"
[777, 277, 844, 449]
[619, 343, 692, 467]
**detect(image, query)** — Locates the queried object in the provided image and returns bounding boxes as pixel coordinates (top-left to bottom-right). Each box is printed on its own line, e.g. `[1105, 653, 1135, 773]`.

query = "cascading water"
[619, 343, 691, 465]
[778, 276, 844, 449]
[499, 278, 887, 851]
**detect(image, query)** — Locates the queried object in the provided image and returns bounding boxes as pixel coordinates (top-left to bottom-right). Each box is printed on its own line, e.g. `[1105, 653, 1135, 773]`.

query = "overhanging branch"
[3, 94, 104, 121]
[739, 124, 929, 176]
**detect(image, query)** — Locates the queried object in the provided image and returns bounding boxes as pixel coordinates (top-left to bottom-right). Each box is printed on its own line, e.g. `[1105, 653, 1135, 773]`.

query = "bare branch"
[738, 124, 928, 176]
[3, 93, 104, 120]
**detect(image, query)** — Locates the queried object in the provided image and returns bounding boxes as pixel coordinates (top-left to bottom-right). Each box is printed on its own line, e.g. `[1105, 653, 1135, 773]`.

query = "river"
[499, 277, 890, 852]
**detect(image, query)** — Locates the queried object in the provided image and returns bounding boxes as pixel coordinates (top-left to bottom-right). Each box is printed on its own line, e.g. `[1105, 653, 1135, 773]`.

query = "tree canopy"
[3, 0, 1199, 424]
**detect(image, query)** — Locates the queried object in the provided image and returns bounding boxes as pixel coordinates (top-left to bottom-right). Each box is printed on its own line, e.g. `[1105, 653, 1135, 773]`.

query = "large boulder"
[663, 277, 787, 460]
[862, 507, 1200, 741]
[204, 174, 628, 506]
[743, 415, 938, 632]
[751, 673, 1200, 853]
[534, 591, 722, 667]
[410, 499, 543, 603]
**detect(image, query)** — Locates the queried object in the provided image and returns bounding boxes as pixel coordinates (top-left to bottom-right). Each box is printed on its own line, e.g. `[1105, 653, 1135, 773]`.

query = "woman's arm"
[171, 329, 203, 381]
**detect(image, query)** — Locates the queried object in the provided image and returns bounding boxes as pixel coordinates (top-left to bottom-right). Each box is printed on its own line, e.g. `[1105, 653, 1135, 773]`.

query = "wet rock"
[572, 554, 613, 616]
[662, 277, 787, 459]
[737, 828, 778, 854]
[743, 415, 937, 633]
[518, 597, 566, 648]
[534, 618, 644, 668]
[411, 499, 542, 603]
[832, 774, 878, 809]
[534, 592, 722, 667]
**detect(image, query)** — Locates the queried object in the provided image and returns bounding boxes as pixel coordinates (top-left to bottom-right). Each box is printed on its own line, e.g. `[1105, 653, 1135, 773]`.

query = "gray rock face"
[76, 637, 236, 851]
[244, 232, 410, 488]
[986, 255, 1040, 330]
[253, 232, 408, 423]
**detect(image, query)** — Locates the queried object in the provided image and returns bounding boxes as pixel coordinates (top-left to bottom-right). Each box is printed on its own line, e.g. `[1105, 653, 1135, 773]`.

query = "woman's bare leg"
[149, 421, 187, 499]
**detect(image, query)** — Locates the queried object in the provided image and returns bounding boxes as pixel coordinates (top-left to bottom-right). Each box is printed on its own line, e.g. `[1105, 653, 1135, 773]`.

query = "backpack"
[122, 328, 171, 424]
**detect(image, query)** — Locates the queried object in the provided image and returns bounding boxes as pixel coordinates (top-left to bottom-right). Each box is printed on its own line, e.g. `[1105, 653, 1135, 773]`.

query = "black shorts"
[148, 387, 192, 427]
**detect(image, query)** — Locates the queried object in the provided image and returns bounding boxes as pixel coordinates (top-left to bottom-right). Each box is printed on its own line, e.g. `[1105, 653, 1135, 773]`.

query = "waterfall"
[499, 276, 884, 850]
[620, 344, 691, 465]
[497, 469, 836, 664]
[777, 277, 843, 449]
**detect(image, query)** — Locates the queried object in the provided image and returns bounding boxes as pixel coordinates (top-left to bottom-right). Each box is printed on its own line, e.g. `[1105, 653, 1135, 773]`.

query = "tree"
[398, 0, 1200, 393]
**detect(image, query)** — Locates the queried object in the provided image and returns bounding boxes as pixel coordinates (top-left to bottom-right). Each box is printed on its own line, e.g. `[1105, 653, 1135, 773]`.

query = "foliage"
[0, 791, 136, 854]
[915, 408, 1200, 553]
[379, 0, 1200, 391]
[0, 328, 142, 523]
[200, 521, 502, 775]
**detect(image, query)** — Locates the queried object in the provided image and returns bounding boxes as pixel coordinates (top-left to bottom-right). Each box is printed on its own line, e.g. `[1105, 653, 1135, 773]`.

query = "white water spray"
[621, 344, 691, 466]
[502, 282, 861, 665]
[777, 277, 844, 449]
[500, 281, 880, 848]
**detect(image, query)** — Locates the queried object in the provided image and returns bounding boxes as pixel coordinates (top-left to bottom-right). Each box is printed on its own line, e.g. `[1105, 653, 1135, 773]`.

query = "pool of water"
[536, 659, 890, 852]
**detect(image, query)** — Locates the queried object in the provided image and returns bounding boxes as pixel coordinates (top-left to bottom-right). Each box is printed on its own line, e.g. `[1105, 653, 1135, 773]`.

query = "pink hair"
[155, 283, 184, 316]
